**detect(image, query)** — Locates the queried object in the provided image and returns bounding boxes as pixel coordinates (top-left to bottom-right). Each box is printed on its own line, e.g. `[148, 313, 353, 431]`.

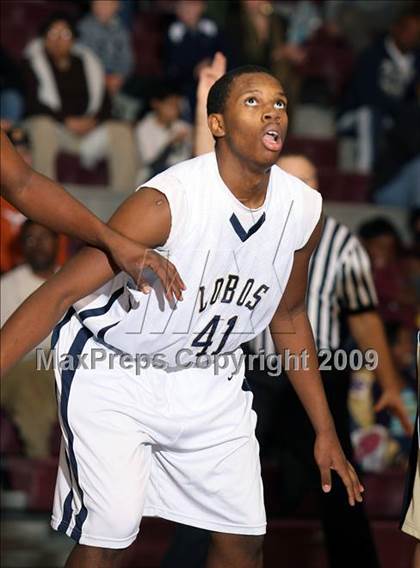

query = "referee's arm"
[269, 216, 363, 506]
[341, 239, 412, 435]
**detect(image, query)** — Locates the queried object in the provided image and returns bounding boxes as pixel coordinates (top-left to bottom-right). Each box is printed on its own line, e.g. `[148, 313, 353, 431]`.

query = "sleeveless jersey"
[71, 152, 322, 369]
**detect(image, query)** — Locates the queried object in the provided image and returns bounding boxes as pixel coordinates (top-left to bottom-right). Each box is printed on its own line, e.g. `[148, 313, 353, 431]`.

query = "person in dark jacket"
[23, 12, 136, 192]
[338, 9, 420, 173]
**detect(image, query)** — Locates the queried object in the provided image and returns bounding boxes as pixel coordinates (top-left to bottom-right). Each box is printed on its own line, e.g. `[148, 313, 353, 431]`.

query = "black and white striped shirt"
[251, 216, 378, 353]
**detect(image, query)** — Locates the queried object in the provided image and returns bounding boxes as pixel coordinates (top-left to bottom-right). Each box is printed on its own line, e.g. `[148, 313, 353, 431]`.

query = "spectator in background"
[78, 1, 134, 104]
[359, 217, 416, 326]
[1, 128, 56, 275]
[407, 208, 420, 326]
[338, 9, 420, 173]
[0, 220, 58, 335]
[164, 0, 225, 117]
[384, 321, 417, 456]
[22, 12, 137, 192]
[372, 101, 420, 207]
[226, 0, 306, 120]
[135, 82, 191, 184]
[0, 220, 59, 458]
[0, 47, 25, 131]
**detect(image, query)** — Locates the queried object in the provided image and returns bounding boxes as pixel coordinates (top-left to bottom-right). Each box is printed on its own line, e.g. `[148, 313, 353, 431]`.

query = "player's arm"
[269, 216, 364, 506]
[0, 130, 184, 294]
[0, 188, 178, 376]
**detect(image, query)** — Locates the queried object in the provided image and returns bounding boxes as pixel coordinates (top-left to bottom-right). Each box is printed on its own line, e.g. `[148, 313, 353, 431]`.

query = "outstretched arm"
[0, 187, 178, 376]
[0, 130, 184, 296]
[269, 216, 364, 506]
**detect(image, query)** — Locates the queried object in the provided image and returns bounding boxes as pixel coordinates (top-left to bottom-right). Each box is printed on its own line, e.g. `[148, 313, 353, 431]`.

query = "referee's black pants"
[161, 367, 380, 568]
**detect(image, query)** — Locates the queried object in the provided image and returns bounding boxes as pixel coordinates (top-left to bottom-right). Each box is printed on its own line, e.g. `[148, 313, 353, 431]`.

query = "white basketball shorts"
[50, 313, 266, 548]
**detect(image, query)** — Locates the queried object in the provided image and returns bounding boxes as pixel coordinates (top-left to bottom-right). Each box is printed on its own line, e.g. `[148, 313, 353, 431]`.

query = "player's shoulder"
[166, 152, 215, 177]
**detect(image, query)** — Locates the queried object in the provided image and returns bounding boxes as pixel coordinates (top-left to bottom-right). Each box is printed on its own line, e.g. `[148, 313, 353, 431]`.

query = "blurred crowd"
[0, 0, 419, 513]
[0, 0, 419, 196]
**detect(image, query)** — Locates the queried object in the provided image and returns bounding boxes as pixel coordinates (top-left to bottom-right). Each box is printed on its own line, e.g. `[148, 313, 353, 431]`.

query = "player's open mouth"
[262, 129, 283, 152]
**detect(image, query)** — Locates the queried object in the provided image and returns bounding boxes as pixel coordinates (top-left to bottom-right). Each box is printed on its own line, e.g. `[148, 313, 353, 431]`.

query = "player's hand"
[196, 52, 227, 103]
[314, 430, 364, 506]
[374, 387, 413, 436]
[109, 234, 186, 302]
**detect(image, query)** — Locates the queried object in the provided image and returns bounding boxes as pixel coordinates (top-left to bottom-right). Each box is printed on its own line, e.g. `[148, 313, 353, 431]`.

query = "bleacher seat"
[132, 12, 165, 78]
[284, 137, 338, 169]
[299, 30, 355, 99]
[0, 410, 23, 455]
[56, 154, 108, 187]
[2, 456, 57, 511]
[318, 169, 371, 202]
[0, 1, 79, 60]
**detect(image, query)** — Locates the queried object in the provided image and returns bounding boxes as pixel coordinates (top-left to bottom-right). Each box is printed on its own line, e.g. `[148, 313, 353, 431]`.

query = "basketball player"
[0, 67, 363, 568]
[0, 129, 184, 301]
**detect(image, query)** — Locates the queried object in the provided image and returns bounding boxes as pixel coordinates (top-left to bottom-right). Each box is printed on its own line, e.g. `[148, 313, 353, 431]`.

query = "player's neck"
[215, 147, 271, 209]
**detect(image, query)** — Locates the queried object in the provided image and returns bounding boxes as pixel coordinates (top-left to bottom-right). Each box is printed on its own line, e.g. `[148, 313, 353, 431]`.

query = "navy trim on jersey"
[58, 326, 93, 542]
[58, 488, 74, 533]
[242, 377, 252, 391]
[51, 307, 76, 350]
[78, 287, 125, 322]
[97, 320, 121, 342]
[58, 450, 75, 534]
[229, 213, 266, 242]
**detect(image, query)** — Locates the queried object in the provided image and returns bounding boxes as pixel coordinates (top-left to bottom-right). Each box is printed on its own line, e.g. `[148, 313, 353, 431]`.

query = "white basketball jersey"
[72, 152, 322, 369]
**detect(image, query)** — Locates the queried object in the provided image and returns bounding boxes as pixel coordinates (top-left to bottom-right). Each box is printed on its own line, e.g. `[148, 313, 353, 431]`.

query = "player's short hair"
[207, 65, 272, 116]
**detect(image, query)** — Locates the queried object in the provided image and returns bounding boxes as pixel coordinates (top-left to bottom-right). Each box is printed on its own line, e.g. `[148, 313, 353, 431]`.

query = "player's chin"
[255, 146, 283, 168]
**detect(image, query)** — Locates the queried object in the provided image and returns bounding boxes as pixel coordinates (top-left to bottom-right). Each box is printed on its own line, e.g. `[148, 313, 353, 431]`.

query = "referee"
[248, 154, 412, 568]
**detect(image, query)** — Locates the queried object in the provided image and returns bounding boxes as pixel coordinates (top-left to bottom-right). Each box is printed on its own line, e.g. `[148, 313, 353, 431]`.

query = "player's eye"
[245, 97, 258, 106]
[274, 100, 286, 110]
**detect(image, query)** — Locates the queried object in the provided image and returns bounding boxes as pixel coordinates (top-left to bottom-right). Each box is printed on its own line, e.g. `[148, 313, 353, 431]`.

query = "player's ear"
[208, 113, 225, 139]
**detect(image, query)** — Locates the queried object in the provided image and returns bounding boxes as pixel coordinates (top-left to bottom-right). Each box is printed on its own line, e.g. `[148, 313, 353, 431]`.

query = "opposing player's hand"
[374, 387, 413, 436]
[109, 235, 186, 302]
[314, 430, 364, 506]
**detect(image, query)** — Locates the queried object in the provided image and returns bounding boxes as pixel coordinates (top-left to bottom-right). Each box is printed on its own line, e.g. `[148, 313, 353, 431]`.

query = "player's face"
[213, 73, 288, 169]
